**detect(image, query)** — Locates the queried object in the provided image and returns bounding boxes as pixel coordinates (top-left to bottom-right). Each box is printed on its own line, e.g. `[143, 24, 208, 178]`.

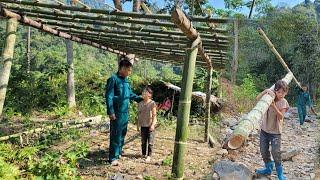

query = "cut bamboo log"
[228, 72, 294, 149]
[0, 18, 18, 117]
[257, 28, 301, 89]
[163, 82, 220, 106]
[0, 116, 103, 142]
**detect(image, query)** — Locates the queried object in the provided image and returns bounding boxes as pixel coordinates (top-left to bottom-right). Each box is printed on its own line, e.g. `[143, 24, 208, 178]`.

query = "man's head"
[302, 84, 308, 92]
[118, 56, 133, 77]
[274, 80, 289, 100]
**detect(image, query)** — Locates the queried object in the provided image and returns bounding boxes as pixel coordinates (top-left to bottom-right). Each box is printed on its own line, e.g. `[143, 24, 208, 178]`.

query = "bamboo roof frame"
[0, 0, 233, 69]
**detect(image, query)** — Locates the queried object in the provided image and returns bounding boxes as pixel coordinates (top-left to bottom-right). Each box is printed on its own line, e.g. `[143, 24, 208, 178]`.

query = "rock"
[310, 173, 316, 179]
[282, 148, 302, 161]
[212, 172, 219, 180]
[109, 173, 125, 180]
[213, 160, 253, 180]
[216, 149, 228, 156]
[135, 175, 143, 180]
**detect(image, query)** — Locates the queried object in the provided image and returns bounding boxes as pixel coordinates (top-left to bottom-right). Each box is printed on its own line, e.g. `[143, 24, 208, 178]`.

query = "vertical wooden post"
[172, 41, 198, 179]
[231, 19, 239, 84]
[66, 39, 76, 108]
[204, 68, 213, 143]
[26, 26, 31, 73]
[0, 18, 18, 117]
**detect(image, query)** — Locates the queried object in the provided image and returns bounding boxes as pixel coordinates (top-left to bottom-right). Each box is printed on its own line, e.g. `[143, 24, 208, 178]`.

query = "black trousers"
[260, 130, 282, 167]
[140, 127, 155, 156]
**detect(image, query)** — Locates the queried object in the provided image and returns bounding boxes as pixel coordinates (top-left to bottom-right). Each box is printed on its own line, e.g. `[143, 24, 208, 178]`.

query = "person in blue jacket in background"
[105, 56, 142, 166]
[296, 84, 318, 128]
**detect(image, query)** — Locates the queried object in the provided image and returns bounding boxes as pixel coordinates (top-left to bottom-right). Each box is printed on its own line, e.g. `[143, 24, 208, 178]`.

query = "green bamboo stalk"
[0, 18, 18, 117]
[204, 68, 213, 143]
[228, 72, 294, 149]
[172, 41, 198, 179]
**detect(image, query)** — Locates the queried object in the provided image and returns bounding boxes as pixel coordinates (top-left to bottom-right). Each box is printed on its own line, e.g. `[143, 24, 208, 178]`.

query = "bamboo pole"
[0, 116, 103, 141]
[0, 7, 127, 56]
[257, 28, 302, 89]
[57, 29, 229, 48]
[172, 39, 199, 179]
[0, 18, 18, 117]
[171, 8, 213, 68]
[38, 18, 229, 38]
[1, 0, 232, 23]
[228, 72, 294, 149]
[204, 68, 213, 143]
[26, 26, 31, 73]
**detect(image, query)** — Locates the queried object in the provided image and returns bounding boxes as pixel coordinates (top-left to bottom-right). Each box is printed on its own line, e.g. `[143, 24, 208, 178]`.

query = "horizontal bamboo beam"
[74, 36, 227, 59]
[39, 19, 230, 41]
[56, 28, 229, 47]
[1, 0, 233, 24]
[0, 6, 127, 56]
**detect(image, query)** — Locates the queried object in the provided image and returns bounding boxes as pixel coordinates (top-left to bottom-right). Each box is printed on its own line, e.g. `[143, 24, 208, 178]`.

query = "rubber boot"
[276, 164, 286, 180]
[255, 161, 274, 175]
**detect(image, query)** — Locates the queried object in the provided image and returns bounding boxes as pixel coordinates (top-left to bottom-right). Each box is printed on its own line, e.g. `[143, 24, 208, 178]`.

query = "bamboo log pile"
[0, 116, 103, 142]
[163, 82, 220, 106]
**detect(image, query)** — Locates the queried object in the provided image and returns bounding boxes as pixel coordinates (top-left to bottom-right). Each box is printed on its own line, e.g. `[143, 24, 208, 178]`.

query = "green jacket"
[296, 87, 312, 107]
[105, 73, 141, 115]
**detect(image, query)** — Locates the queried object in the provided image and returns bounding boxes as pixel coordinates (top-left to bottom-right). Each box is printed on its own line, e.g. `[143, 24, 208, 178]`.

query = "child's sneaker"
[145, 156, 151, 162]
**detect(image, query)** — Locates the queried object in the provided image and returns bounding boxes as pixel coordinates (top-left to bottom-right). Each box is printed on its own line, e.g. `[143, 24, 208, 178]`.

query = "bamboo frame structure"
[0, 1, 231, 68]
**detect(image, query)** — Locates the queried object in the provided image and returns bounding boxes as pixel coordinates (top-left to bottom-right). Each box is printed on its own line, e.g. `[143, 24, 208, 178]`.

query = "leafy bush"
[233, 74, 258, 113]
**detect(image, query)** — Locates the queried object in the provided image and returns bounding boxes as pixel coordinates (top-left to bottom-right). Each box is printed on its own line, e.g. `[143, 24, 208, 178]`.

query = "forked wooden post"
[172, 39, 199, 179]
[0, 18, 18, 117]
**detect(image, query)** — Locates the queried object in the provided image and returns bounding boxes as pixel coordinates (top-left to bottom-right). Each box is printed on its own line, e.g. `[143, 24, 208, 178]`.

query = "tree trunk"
[66, 40, 76, 108]
[26, 26, 31, 73]
[172, 42, 198, 179]
[228, 72, 294, 149]
[231, 19, 239, 84]
[0, 18, 18, 118]
[113, 0, 122, 11]
[133, 0, 141, 12]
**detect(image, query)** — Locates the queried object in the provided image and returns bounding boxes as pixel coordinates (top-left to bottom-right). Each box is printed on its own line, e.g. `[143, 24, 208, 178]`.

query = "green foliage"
[161, 156, 173, 166]
[144, 175, 156, 180]
[0, 157, 20, 180]
[233, 74, 258, 113]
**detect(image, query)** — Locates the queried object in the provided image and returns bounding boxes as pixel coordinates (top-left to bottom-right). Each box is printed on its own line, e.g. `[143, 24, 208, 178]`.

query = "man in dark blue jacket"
[105, 56, 142, 165]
